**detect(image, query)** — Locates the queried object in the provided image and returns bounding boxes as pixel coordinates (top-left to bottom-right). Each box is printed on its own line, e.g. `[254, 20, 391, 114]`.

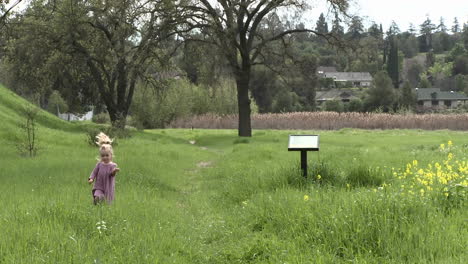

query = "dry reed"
[169, 112, 468, 130]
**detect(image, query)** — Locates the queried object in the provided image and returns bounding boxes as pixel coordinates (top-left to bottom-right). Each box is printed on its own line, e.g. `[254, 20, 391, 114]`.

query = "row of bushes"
[88, 78, 245, 129]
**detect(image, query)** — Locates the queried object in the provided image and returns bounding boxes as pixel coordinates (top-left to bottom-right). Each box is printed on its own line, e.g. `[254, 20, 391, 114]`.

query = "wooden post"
[301, 150, 308, 177]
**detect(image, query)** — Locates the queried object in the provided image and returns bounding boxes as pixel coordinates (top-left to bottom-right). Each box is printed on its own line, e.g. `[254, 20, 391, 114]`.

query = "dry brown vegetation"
[169, 112, 468, 130]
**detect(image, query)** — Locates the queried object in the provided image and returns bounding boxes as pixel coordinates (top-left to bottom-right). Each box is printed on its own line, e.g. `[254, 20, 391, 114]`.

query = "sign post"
[288, 135, 320, 177]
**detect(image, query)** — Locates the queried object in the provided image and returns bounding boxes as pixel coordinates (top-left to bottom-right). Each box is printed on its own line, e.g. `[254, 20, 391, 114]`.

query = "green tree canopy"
[399, 81, 416, 109]
[365, 71, 395, 112]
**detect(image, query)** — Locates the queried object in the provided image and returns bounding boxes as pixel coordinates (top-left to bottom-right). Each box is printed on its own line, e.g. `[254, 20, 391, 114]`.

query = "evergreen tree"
[454, 74, 468, 92]
[383, 23, 399, 66]
[464, 24, 468, 50]
[420, 17, 436, 50]
[438, 17, 447, 32]
[331, 13, 344, 37]
[347, 16, 363, 40]
[388, 21, 401, 35]
[399, 81, 416, 109]
[452, 17, 460, 33]
[386, 39, 399, 88]
[409, 23, 417, 34]
[365, 71, 396, 112]
[315, 13, 329, 34]
[368, 23, 381, 39]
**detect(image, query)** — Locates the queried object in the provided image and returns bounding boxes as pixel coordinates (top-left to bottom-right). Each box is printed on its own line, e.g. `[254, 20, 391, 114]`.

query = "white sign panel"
[288, 135, 319, 150]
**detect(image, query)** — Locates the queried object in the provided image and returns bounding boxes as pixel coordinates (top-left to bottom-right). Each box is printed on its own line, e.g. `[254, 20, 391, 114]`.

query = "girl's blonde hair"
[95, 132, 113, 157]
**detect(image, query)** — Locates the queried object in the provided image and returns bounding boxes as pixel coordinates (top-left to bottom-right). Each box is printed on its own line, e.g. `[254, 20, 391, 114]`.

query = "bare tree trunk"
[236, 70, 252, 137]
[108, 108, 127, 129]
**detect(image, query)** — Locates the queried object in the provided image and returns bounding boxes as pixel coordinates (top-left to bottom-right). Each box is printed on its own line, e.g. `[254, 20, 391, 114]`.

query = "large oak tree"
[183, 0, 348, 137]
[65, 0, 184, 128]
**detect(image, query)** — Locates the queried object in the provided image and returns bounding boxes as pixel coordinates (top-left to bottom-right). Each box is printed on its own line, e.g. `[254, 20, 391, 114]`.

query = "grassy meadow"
[0, 85, 467, 263]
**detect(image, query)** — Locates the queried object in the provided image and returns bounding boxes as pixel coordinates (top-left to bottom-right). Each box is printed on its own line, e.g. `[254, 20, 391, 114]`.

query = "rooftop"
[324, 72, 373, 82]
[416, 88, 468, 101]
[317, 66, 338, 73]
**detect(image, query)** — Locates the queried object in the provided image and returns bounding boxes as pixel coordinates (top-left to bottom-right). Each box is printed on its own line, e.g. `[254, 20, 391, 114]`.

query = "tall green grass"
[0, 85, 467, 263]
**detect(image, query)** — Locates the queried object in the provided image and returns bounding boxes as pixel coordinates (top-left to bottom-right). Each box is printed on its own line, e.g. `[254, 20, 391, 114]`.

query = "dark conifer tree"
[438, 17, 447, 32]
[347, 16, 364, 40]
[316, 13, 329, 34]
[452, 17, 460, 33]
[387, 39, 399, 88]
[420, 17, 436, 50]
[331, 13, 344, 37]
[409, 23, 417, 34]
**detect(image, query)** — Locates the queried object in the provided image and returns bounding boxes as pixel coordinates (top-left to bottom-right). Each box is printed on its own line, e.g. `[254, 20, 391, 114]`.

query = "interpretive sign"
[288, 135, 319, 151]
[288, 135, 320, 177]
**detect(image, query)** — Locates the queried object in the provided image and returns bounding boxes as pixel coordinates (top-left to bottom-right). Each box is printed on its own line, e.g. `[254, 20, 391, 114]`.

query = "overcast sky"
[9, 0, 468, 32]
[309, 0, 468, 31]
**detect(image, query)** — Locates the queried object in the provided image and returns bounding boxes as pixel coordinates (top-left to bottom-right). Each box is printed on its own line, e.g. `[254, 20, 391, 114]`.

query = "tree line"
[1, 1, 468, 137]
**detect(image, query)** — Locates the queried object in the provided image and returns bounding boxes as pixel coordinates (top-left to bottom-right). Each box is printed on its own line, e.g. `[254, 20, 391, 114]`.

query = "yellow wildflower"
[303, 195, 309, 201]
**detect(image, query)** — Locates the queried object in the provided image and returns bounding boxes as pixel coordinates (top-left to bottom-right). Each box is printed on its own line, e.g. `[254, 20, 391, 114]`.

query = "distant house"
[316, 89, 359, 104]
[416, 88, 468, 109]
[324, 72, 373, 87]
[152, 71, 184, 81]
[317, 66, 338, 77]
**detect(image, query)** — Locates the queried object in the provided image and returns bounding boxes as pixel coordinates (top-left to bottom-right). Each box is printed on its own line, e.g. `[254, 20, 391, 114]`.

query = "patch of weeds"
[233, 138, 250, 144]
[346, 165, 386, 187]
[254, 131, 266, 136]
[310, 161, 342, 185]
[284, 166, 308, 189]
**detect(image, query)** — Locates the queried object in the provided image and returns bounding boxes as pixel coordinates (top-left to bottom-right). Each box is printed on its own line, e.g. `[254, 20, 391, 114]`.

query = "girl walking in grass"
[88, 132, 120, 205]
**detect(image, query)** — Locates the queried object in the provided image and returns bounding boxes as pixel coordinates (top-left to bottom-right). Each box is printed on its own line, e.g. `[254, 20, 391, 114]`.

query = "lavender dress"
[89, 162, 118, 203]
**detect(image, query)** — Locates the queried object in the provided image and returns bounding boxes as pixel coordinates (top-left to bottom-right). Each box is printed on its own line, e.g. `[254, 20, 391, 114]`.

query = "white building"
[58, 110, 93, 121]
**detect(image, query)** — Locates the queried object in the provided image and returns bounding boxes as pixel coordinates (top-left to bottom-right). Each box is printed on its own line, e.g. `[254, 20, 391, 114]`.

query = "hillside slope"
[0, 85, 84, 132]
[0, 85, 99, 160]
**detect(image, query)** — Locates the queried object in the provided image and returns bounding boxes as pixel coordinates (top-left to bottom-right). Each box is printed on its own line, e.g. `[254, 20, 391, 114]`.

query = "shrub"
[346, 99, 363, 112]
[92, 112, 110, 124]
[131, 78, 238, 129]
[365, 71, 396, 112]
[16, 106, 39, 157]
[310, 161, 341, 185]
[319, 78, 335, 89]
[324, 100, 343, 112]
[46, 90, 68, 115]
[393, 141, 467, 210]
